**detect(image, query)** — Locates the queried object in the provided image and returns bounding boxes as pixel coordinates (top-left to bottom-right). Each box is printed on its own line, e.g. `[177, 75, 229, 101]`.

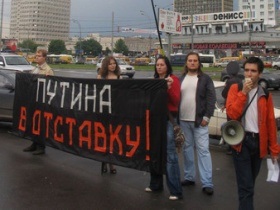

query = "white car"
[208, 81, 280, 139]
[0, 53, 33, 72]
[96, 58, 135, 78]
[214, 60, 230, 68]
[272, 58, 280, 70]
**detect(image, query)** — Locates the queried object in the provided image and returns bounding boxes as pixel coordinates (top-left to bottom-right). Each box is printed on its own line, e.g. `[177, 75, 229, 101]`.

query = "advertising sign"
[158, 9, 182, 34]
[182, 10, 256, 25]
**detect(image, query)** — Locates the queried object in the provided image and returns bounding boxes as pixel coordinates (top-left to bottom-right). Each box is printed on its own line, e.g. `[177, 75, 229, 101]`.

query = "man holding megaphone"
[226, 57, 279, 210]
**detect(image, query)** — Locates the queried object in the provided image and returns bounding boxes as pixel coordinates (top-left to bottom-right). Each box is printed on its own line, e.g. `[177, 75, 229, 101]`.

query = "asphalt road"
[0, 123, 279, 210]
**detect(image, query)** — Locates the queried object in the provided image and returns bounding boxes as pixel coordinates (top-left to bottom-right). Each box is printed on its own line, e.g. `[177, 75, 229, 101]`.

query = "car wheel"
[128, 75, 134, 79]
[259, 80, 268, 89]
[274, 65, 279, 70]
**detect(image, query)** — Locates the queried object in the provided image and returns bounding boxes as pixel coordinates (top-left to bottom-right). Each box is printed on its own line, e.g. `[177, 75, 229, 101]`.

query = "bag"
[168, 112, 185, 153]
[173, 124, 185, 153]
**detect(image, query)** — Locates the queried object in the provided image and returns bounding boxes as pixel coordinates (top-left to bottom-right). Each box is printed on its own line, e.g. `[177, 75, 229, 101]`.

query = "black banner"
[12, 73, 168, 173]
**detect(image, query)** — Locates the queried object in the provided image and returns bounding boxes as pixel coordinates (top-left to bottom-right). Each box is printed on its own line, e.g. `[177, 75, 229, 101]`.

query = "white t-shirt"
[244, 87, 259, 133]
[180, 75, 198, 121]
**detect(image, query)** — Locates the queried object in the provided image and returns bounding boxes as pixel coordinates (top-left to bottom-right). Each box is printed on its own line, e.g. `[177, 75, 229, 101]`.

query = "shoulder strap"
[238, 83, 269, 99]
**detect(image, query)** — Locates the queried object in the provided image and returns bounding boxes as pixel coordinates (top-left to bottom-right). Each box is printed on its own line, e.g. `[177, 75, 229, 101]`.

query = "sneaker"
[169, 195, 179, 200]
[144, 187, 163, 192]
[202, 187, 214, 195]
[181, 180, 195, 186]
[145, 187, 152, 192]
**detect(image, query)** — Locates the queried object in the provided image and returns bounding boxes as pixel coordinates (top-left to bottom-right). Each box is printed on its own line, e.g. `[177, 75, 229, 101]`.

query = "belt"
[245, 131, 259, 138]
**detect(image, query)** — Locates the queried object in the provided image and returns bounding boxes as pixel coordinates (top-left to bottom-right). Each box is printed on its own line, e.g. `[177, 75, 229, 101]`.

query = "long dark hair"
[183, 52, 203, 75]
[99, 56, 121, 78]
[154, 55, 173, 78]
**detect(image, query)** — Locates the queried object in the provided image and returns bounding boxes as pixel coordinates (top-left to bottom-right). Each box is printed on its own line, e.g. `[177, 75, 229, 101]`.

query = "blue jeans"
[149, 120, 182, 197]
[180, 120, 213, 188]
[232, 135, 262, 210]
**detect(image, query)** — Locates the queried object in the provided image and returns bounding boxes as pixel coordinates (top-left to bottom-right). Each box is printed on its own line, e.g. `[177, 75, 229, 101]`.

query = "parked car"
[96, 58, 135, 78]
[220, 68, 280, 90]
[208, 81, 280, 139]
[272, 58, 280, 70]
[0, 70, 16, 122]
[214, 60, 230, 68]
[0, 53, 33, 72]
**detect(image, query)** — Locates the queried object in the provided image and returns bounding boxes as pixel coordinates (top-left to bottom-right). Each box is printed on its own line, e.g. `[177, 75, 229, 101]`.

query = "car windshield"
[5, 56, 30, 65]
[116, 59, 127, 65]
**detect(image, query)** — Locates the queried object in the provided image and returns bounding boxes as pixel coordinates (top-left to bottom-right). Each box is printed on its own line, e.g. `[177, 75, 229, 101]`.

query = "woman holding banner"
[145, 55, 183, 200]
[97, 56, 121, 174]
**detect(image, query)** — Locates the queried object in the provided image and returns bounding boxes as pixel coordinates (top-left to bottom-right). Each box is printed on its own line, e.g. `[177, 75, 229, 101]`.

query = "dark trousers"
[32, 137, 45, 149]
[232, 134, 262, 210]
[149, 168, 164, 191]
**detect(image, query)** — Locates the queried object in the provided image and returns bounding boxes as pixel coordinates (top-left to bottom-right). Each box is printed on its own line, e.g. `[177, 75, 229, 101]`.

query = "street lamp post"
[0, 0, 4, 50]
[140, 10, 152, 56]
[191, 13, 194, 50]
[72, 19, 82, 59]
[248, 2, 252, 55]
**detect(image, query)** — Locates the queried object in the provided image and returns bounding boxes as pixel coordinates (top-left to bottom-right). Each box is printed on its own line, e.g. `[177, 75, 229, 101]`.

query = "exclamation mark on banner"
[146, 110, 150, 160]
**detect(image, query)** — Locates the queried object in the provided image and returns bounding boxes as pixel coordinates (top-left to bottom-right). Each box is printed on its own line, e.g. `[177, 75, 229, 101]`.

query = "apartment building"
[239, 0, 279, 26]
[174, 0, 234, 15]
[9, 0, 71, 45]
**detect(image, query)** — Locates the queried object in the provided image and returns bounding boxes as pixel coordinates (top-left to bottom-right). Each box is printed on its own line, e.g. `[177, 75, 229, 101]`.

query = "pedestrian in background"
[145, 55, 183, 201]
[23, 49, 54, 155]
[221, 61, 243, 155]
[179, 52, 216, 195]
[226, 57, 279, 210]
[97, 56, 120, 174]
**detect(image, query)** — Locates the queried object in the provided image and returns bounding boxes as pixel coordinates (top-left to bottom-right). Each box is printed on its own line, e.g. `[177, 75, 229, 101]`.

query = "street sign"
[158, 9, 182, 35]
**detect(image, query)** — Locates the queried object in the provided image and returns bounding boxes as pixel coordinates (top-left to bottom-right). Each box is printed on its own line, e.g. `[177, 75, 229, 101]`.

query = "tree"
[113, 39, 129, 55]
[75, 39, 102, 57]
[18, 39, 38, 53]
[48, 40, 67, 54]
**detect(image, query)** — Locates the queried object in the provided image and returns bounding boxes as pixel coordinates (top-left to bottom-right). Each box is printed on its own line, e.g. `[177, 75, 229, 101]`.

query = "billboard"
[182, 10, 255, 26]
[158, 9, 182, 34]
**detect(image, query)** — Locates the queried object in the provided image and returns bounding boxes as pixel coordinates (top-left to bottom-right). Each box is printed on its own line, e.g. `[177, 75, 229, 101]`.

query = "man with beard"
[179, 52, 216, 195]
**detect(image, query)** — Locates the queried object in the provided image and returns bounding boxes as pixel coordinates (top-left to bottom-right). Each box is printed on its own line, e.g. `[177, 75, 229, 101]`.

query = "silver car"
[0, 53, 33, 72]
[96, 58, 135, 78]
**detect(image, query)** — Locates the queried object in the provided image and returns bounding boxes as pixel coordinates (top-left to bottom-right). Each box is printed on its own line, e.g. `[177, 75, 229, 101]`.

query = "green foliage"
[113, 39, 129, 55]
[18, 39, 38, 53]
[75, 39, 102, 56]
[48, 40, 67, 54]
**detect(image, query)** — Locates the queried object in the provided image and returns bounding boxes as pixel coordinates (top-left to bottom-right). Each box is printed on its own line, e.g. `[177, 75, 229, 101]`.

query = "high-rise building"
[239, 0, 279, 26]
[174, 0, 234, 15]
[9, 0, 71, 45]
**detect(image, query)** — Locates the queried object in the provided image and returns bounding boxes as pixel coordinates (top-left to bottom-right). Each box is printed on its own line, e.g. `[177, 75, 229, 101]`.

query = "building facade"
[9, 0, 71, 45]
[174, 0, 233, 15]
[239, 0, 280, 26]
[168, 1, 280, 57]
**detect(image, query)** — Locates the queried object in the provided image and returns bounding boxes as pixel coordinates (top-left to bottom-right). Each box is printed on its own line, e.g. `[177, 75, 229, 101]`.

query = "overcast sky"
[2, 0, 173, 38]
